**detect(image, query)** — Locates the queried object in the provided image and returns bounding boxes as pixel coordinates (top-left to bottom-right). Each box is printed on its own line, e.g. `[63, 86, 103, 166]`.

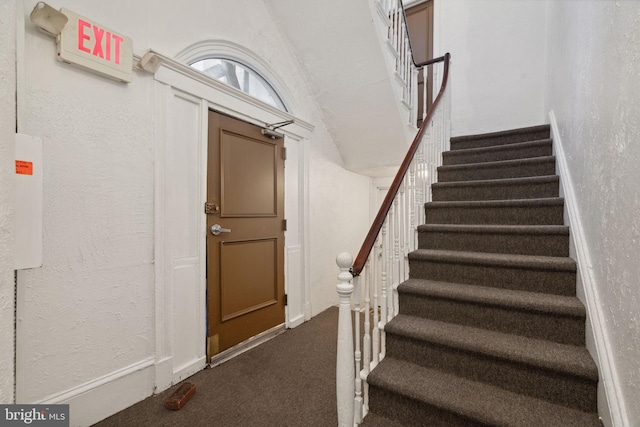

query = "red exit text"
[77, 19, 124, 65]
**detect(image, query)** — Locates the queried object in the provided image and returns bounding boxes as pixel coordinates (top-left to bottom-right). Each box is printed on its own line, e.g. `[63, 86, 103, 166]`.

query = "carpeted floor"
[94, 307, 339, 427]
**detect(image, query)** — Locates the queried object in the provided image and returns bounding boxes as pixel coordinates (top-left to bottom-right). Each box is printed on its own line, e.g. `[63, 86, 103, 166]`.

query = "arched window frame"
[175, 40, 292, 114]
[189, 57, 287, 112]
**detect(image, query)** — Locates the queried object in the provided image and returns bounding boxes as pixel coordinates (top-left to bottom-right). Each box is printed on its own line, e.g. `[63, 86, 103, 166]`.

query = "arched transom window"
[190, 57, 287, 111]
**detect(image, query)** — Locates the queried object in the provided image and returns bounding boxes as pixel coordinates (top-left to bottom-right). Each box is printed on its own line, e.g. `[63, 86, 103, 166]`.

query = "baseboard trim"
[154, 356, 173, 394]
[172, 356, 207, 384]
[287, 313, 305, 329]
[35, 357, 155, 427]
[549, 110, 627, 427]
[304, 302, 312, 321]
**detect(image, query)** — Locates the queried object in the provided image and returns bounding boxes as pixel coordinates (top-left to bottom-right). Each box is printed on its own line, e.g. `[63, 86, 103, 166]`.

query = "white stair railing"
[336, 49, 451, 426]
[376, 0, 427, 126]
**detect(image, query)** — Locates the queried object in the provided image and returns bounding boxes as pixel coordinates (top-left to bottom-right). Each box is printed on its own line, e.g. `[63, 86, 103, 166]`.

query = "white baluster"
[408, 160, 415, 266]
[398, 183, 406, 282]
[422, 66, 428, 120]
[379, 220, 388, 361]
[362, 258, 372, 416]
[372, 237, 380, 368]
[405, 42, 410, 101]
[416, 145, 425, 227]
[353, 274, 363, 425]
[445, 73, 451, 151]
[404, 176, 410, 278]
[336, 253, 355, 427]
[392, 197, 400, 317]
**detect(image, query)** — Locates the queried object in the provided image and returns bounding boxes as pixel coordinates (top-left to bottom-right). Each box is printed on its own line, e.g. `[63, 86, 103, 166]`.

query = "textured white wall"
[18, 0, 156, 403]
[0, 0, 16, 405]
[544, 1, 640, 423]
[436, 0, 547, 136]
[16, 0, 371, 417]
[308, 132, 371, 315]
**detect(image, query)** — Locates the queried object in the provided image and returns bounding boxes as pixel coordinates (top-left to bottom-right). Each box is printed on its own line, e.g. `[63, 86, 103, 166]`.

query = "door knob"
[210, 224, 231, 236]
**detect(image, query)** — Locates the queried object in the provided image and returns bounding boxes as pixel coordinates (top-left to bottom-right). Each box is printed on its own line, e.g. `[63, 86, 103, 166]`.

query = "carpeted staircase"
[362, 125, 602, 426]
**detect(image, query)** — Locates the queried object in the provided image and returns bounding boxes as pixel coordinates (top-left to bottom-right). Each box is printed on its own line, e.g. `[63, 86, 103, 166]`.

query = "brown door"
[206, 111, 285, 358]
[406, 0, 434, 126]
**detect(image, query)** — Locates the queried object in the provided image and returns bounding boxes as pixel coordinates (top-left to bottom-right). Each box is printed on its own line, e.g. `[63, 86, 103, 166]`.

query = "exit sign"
[57, 8, 133, 83]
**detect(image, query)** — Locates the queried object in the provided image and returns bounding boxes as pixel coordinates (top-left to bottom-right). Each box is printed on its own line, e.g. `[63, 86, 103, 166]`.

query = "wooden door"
[406, 0, 434, 126]
[206, 111, 285, 358]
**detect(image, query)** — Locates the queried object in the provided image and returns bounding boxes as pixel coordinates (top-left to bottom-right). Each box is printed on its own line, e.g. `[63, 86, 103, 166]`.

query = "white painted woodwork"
[336, 252, 355, 427]
[6, 0, 638, 426]
[14, 1, 371, 424]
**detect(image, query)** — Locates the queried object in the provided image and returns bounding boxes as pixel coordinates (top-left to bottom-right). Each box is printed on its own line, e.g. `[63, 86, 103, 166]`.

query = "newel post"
[336, 252, 355, 427]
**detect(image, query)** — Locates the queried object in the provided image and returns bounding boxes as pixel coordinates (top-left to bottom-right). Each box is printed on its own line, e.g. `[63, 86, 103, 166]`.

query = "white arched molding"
[174, 39, 298, 115]
[139, 42, 313, 391]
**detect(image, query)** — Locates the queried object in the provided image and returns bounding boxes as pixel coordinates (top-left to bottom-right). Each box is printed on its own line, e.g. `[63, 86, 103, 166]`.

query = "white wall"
[309, 138, 371, 315]
[0, 0, 16, 405]
[436, 0, 547, 136]
[16, 0, 371, 424]
[17, 1, 156, 407]
[544, 1, 640, 424]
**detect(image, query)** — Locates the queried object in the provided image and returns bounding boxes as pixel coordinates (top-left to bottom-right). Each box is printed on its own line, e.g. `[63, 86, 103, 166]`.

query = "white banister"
[336, 4, 451, 424]
[336, 53, 450, 424]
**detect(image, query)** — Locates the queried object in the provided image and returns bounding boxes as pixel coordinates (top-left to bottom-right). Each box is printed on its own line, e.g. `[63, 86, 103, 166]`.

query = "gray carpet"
[362, 124, 603, 426]
[94, 307, 339, 427]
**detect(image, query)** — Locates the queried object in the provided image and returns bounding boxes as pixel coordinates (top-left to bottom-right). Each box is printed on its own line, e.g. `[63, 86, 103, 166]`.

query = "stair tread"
[432, 174, 558, 189]
[426, 197, 564, 208]
[385, 315, 598, 380]
[450, 124, 550, 144]
[369, 357, 601, 427]
[399, 278, 585, 317]
[444, 138, 552, 157]
[408, 249, 576, 271]
[417, 223, 569, 235]
[438, 155, 555, 172]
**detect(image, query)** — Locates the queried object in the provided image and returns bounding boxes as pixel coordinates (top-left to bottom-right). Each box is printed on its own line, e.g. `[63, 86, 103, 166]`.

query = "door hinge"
[283, 219, 287, 231]
[282, 147, 287, 161]
[284, 294, 288, 306]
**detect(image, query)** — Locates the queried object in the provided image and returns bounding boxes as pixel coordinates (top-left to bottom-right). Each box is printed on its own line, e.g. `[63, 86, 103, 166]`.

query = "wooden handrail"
[351, 52, 450, 276]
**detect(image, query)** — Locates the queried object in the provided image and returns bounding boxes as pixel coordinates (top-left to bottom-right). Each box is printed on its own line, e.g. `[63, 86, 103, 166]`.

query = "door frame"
[142, 49, 314, 391]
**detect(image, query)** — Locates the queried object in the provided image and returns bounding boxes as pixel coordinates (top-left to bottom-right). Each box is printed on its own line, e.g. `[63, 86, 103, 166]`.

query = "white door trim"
[142, 49, 313, 390]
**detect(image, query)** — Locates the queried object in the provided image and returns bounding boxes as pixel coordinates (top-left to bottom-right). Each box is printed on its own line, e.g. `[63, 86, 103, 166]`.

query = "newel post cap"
[336, 252, 354, 296]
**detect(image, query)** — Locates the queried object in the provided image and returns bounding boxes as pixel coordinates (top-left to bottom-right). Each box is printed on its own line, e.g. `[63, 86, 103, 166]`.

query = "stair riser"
[450, 129, 551, 150]
[432, 180, 559, 201]
[385, 334, 597, 412]
[418, 230, 569, 256]
[368, 386, 483, 427]
[442, 142, 552, 166]
[408, 259, 576, 296]
[438, 160, 556, 182]
[398, 292, 585, 345]
[425, 204, 565, 225]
